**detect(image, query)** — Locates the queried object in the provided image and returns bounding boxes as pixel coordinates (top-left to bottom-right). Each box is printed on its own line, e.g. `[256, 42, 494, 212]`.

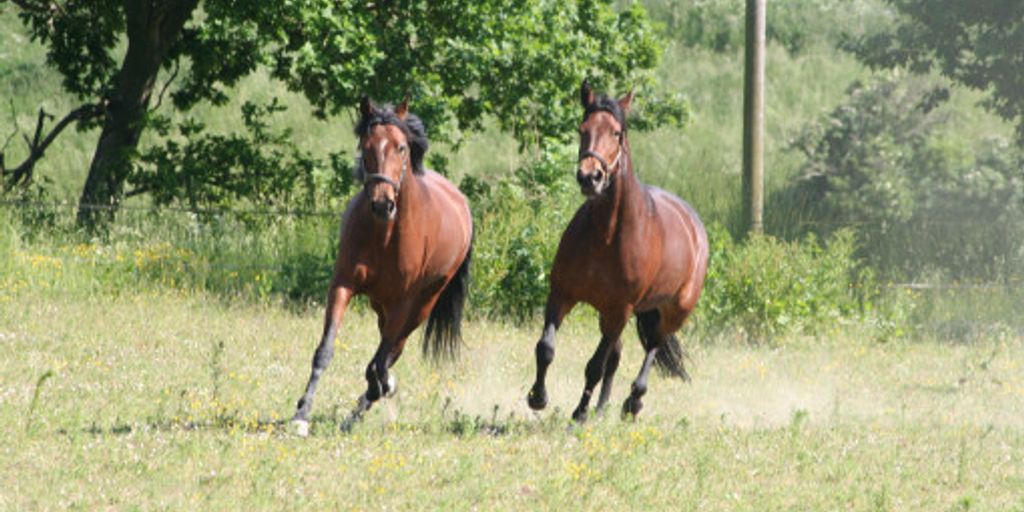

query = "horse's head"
[355, 96, 428, 221]
[576, 80, 634, 198]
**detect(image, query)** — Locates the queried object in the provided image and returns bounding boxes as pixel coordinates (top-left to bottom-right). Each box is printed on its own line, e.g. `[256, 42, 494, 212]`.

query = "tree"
[846, 0, 1024, 142]
[2, 0, 681, 226]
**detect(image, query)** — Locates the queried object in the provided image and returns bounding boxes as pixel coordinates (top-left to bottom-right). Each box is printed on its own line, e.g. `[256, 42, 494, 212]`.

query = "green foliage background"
[2, 0, 1023, 341]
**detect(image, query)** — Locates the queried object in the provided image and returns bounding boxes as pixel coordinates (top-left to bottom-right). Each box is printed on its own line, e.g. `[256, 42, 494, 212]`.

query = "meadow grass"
[2, 288, 1023, 510]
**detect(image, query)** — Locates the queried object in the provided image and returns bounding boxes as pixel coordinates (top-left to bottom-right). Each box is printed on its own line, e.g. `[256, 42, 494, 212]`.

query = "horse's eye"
[399, 145, 407, 154]
[613, 131, 621, 138]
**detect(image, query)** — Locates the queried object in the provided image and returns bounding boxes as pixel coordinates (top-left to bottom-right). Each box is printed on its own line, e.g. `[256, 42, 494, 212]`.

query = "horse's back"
[646, 186, 709, 308]
[418, 169, 474, 280]
[648, 186, 707, 255]
[422, 169, 473, 249]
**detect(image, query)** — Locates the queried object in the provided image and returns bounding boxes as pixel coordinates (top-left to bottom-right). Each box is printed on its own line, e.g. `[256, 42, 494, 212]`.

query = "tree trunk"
[76, 0, 198, 227]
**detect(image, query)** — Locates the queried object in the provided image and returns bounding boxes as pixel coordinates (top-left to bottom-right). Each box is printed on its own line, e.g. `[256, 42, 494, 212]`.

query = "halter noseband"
[578, 128, 624, 175]
[359, 150, 407, 196]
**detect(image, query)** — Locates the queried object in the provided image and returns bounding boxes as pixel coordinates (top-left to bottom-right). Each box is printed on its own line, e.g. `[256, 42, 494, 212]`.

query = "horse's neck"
[375, 173, 427, 248]
[591, 151, 645, 244]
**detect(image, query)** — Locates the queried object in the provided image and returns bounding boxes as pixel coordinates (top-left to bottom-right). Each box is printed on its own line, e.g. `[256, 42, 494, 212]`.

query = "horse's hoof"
[622, 396, 643, 418]
[571, 408, 588, 424]
[385, 374, 397, 398]
[290, 418, 310, 437]
[339, 420, 354, 434]
[527, 388, 548, 411]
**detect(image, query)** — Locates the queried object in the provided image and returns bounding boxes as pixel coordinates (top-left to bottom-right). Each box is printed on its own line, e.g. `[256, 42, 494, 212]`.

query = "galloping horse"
[527, 81, 708, 421]
[291, 98, 473, 435]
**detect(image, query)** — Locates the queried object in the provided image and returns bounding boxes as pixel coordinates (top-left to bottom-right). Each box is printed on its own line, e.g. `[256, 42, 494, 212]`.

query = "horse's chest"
[557, 242, 650, 306]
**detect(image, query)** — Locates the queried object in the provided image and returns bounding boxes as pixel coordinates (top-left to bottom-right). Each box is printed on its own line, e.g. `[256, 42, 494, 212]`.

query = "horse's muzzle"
[371, 198, 397, 220]
[577, 168, 606, 197]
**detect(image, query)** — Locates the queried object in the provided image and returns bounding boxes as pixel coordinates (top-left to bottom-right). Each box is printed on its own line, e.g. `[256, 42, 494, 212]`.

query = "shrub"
[466, 144, 579, 322]
[700, 225, 870, 341]
[778, 72, 1024, 282]
[1, 144, 890, 340]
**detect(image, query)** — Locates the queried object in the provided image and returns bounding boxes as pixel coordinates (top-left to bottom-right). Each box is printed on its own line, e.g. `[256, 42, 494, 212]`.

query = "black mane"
[354, 103, 428, 175]
[584, 94, 627, 132]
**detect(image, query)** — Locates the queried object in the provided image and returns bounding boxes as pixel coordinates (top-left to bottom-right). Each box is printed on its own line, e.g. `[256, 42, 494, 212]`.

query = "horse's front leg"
[291, 283, 353, 436]
[528, 294, 576, 411]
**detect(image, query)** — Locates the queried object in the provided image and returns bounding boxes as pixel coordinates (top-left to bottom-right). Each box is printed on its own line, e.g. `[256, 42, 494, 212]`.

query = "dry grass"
[2, 289, 1023, 510]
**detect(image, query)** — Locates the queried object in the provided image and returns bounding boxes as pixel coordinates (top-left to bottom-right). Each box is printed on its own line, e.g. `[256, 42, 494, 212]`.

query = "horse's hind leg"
[595, 337, 623, 412]
[622, 309, 663, 417]
[291, 284, 353, 436]
[572, 309, 629, 423]
[623, 308, 691, 417]
[528, 295, 576, 411]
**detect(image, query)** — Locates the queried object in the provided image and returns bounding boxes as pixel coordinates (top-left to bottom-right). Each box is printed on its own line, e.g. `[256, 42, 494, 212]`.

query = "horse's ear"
[360, 96, 374, 118]
[395, 96, 409, 121]
[580, 79, 595, 108]
[618, 88, 635, 114]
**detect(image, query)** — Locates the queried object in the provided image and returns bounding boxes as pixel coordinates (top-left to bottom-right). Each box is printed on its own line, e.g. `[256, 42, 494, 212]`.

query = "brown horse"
[291, 98, 473, 435]
[527, 81, 709, 422]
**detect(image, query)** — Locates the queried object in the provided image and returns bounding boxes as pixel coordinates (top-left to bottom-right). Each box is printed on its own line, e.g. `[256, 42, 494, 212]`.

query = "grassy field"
[4, 2, 1024, 508]
[2, 289, 1023, 510]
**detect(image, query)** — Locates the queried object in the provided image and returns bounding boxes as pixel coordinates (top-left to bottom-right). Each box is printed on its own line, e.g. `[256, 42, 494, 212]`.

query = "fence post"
[742, 0, 766, 235]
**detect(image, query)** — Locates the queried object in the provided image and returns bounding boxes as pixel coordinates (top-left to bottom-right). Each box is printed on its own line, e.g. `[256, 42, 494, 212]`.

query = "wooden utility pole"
[742, 0, 766, 234]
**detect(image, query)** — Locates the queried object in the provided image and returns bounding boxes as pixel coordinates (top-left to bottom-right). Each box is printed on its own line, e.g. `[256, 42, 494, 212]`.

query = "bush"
[1, 144, 891, 339]
[778, 72, 1024, 282]
[465, 144, 580, 322]
[700, 225, 870, 341]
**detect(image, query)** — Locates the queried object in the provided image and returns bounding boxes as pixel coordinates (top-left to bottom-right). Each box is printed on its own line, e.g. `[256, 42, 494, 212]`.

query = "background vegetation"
[4, 0, 1020, 340]
[3, 1, 1024, 509]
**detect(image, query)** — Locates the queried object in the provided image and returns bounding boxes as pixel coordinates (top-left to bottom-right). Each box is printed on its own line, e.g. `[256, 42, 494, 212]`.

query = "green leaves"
[132, 98, 340, 215]
[781, 72, 1024, 282]
[14, 0, 122, 101]
[846, 0, 1024, 141]
[9, 0, 681, 219]
[700, 225, 867, 341]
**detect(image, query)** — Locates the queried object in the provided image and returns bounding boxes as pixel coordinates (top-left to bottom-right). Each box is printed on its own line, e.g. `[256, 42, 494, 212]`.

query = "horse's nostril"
[372, 199, 396, 218]
[576, 171, 588, 186]
[592, 170, 604, 183]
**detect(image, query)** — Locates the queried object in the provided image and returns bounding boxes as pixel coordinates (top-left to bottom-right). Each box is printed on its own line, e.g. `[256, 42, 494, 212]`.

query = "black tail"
[424, 240, 472, 361]
[635, 309, 690, 381]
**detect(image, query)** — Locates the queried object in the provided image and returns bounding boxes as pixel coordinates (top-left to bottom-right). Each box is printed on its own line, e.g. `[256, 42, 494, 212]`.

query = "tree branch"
[1, 103, 103, 190]
[152, 56, 181, 111]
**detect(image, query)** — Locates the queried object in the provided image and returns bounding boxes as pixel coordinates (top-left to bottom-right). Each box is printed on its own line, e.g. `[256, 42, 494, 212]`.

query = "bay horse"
[527, 81, 708, 422]
[291, 97, 473, 435]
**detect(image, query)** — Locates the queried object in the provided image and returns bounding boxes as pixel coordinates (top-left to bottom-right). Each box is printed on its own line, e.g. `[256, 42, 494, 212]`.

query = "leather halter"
[359, 151, 407, 196]
[578, 130, 624, 175]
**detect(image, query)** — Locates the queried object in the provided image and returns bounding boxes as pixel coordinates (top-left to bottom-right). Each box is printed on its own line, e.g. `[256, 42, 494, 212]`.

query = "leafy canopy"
[846, 0, 1024, 141]
[10, 0, 684, 211]
[15, 0, 680, 146]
